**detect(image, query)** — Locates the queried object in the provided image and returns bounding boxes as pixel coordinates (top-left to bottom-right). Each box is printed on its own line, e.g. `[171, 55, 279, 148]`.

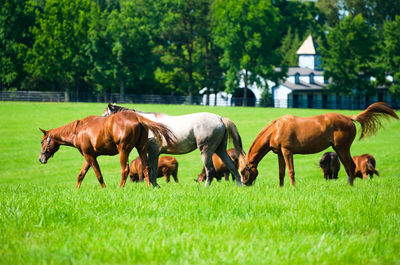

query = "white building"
[202, 35, 395, 109]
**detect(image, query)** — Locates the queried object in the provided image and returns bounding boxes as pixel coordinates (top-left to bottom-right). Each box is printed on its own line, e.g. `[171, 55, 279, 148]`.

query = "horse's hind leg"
[76, 159, 91, 189]
[334, 148, 356, 185]
[200, 150, 217, 187]
[278, 152, 286, 186]
[172, 168, 178, 183]
[118, 150, 130, 188]
[215, 148, 242, 187]
[145, 141, 160, 188]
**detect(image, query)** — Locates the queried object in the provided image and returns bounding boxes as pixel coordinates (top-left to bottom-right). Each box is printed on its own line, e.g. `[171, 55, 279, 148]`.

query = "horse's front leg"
[281, 148, 295, 186]
[85, 155, 106, 188]
[76, 159, 91, 189]
[278, 152, 286, 187]
[118, 150, 130, 188]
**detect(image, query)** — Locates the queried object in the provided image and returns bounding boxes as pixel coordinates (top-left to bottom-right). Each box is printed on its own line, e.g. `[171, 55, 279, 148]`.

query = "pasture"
[0, 102, 400, 264]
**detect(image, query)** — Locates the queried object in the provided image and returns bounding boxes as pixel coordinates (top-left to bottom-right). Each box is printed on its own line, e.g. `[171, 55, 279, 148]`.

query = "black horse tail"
[221, 117, 246, 172]
[349, 102, 399, 140]
[367, 156, 380, 176]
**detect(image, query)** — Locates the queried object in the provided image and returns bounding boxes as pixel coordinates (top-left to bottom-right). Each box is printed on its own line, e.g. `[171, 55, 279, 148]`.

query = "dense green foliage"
[320, 14, 379, 97]
[0, 102, 400, 264]
[2, 0, 400, 101]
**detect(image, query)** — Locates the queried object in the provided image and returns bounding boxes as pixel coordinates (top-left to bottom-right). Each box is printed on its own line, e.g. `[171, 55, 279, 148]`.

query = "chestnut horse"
[353, 154, 379, 179]
[102, 104, 246, 187]
[38, 111, 176, 188]
[241, 102, 398, 186]
[129, 156, 179, 183]
[319, 152, 340, 180]
[196, 148, 239, 182]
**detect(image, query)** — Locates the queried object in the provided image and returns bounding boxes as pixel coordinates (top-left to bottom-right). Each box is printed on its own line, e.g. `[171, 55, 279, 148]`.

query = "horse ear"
[39, 128, 47, 135]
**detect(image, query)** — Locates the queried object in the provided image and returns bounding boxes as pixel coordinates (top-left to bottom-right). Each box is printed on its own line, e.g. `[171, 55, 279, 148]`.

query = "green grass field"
[1, 102, 400, 264]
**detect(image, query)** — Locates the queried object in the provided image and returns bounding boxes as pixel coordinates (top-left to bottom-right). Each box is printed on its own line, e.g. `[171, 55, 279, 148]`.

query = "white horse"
[102, 104, 246, 187]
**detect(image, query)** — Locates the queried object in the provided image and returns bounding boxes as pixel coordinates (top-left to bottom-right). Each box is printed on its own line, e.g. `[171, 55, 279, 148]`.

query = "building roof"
[281, 79, 326, 91]
[296, 35, 318, 55]
[287, 67, 324, 76]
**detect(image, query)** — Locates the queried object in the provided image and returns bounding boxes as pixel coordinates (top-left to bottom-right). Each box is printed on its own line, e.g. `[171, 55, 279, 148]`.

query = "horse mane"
[247, 119, 278, 155]
[48, 120, 80, 139]
[107, 104, 164, 118]
[349, 102, 399, 140]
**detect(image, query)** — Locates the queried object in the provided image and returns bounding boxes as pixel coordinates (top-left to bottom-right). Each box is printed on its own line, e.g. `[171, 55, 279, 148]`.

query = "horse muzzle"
[38, 156, 47, 164]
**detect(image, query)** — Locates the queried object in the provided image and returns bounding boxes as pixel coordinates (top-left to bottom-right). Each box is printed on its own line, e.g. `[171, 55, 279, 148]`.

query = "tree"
[104, 0, 159, 101]
[381, 16, 400, 96]
[153, 0, 210, 103]
[0, 0, 35, 90]
[343, 0, 400, 28]
[320, 14, 379, 104]
[280, 27, 302, 67]
[212, 0, 284, 106]
[316, 0, 342, 27]
[25, 0, 98, 99]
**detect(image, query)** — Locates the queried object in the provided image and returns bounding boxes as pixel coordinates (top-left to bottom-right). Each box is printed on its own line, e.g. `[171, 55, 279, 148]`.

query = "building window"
[295, 73, 300, 84]
[308, 94, 313, 108]
[378, 93, 384, 102]
[310, 73, 314, 84]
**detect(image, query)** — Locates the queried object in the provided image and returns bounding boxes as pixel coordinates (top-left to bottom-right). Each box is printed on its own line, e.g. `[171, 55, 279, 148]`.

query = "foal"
[38, 111, 175, 188]
[129, 156, 179, 183]
[353, 154, 379, 179]
[319, 152, 340, 180]
[196, 148, 239, 182]
[241, 102, 398, 186]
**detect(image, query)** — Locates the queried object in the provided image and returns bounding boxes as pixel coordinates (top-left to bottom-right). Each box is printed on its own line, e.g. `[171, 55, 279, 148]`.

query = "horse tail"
[221, 117, 247, 171]
[136, 114, 177, 147]
[367, 156, 380, 176]
[349, 102, 399, 140]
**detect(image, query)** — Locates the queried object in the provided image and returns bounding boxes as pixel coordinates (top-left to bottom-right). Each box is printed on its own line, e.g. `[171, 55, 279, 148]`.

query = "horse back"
[271, 113, 355, 154]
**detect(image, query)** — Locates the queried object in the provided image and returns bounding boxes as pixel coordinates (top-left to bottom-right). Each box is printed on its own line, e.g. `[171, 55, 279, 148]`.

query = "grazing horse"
[129, 156, 179, 183]
[241, 102, 398, 186]
[196, 148, 239, 182]
[102, 104, 246, 187]
[353, 154, 379, 179]
[319, 152, 340, 180]
[38, 111, 176, 188]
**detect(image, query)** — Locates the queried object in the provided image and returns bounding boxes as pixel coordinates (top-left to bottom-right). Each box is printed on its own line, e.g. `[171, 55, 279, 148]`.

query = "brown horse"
[241, 102, 398, 186]
[353, 154, 379, 179]
[319, 152, 340, 180]
[129, 156, 179, 183]
[38, 111, 176, 188]
[196, 148, 239, 182]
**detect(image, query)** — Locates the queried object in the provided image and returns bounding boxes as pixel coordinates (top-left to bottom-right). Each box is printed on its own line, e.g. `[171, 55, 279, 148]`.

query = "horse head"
[38, 128, 60, 164]
[102, 103, 130, 117]
[240, 164, 258, 186]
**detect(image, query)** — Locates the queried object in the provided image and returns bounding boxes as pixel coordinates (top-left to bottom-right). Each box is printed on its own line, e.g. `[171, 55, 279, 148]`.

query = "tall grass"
[0, 102, 399, 264]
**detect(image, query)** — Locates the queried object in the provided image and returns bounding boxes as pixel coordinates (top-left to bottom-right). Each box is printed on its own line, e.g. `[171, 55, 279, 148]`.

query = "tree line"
[1, 0, 400, 105]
